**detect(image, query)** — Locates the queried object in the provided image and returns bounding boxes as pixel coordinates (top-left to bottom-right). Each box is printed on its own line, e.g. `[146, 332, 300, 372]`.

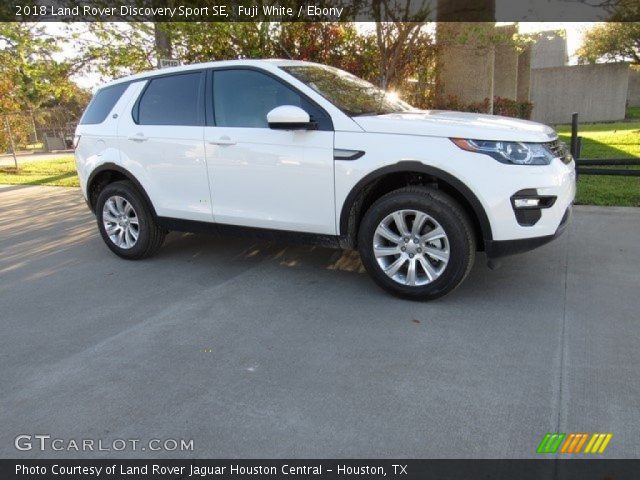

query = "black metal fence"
[570, 112, 640, 177]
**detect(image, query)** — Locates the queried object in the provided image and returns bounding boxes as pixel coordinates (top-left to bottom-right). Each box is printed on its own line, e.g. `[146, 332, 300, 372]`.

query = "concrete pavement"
[1, 185, 639, 459]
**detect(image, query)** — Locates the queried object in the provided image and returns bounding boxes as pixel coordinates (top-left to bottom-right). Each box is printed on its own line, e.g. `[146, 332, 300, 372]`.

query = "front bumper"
[485, 205, 571, 258]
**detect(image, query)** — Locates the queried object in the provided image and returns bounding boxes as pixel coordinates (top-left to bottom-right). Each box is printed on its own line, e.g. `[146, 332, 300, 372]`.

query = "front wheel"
[358, 187, 475, 300]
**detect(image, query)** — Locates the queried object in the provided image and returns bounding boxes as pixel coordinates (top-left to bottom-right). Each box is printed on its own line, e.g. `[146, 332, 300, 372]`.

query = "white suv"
[75, 59, 575, 299]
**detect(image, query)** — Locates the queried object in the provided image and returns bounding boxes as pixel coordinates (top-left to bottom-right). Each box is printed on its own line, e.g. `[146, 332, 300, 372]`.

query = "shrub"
[518, 101, 533, 120]
[432, 95, 533, 120]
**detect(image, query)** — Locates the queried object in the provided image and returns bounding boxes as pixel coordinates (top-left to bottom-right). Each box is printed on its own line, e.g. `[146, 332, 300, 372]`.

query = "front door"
[204, 68, 335, 235]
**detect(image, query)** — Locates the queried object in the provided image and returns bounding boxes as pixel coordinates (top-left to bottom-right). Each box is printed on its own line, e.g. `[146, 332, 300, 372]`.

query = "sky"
[43, 22, 599, 90]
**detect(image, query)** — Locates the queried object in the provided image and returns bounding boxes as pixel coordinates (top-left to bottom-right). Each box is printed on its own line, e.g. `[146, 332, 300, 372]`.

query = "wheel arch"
[87, 163, 157, 218]
[339, 161, 492, 250]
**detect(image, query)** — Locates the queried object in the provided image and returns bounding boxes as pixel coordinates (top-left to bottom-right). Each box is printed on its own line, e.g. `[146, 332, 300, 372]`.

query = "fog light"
[511, 191, 556, 226]
[514, 198, 541, 208]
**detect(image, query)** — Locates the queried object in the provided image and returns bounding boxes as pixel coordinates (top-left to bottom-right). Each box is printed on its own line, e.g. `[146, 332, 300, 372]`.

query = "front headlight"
[451, 138, 556, 165]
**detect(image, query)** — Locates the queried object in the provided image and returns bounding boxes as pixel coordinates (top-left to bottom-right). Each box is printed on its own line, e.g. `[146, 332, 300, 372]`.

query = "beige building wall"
[531, 31, 568, 69]
[531, 63, 629, 124]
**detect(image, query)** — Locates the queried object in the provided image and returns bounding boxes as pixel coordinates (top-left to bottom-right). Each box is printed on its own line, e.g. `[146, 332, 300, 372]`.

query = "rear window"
[79, 83, 129, 125]
[136, 72, 203, 126]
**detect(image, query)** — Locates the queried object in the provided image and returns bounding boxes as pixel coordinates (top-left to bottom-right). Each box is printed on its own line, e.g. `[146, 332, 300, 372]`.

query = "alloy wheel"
[102, 195, 140, 249]
[373, 209, 450, 286]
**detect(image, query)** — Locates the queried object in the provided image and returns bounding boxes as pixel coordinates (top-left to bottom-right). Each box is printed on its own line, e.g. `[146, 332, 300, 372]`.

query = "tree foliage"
[0, 23, 89, 151]
[76, 21, 436, 108]
[577, 22, 640, 64]
[0, 23, 89, 112]
[70, 23, 157, 79]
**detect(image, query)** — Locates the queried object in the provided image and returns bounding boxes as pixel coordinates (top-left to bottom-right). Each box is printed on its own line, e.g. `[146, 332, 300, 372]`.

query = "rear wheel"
[358, 186, 475, 300]
[96, 180, 165, 259]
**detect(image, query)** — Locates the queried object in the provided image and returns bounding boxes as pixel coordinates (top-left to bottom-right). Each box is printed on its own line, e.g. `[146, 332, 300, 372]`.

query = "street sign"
[159, 59, 181, 69]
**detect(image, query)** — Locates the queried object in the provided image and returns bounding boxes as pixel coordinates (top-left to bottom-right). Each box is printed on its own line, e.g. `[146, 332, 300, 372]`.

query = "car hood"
[352, 110, 557, 143]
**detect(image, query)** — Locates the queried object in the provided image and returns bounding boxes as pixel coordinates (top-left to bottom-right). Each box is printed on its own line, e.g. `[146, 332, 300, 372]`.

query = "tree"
[368, 0, 434, 90]
[76, 22, 278, 79]
[0, 23, 87, 111]
[276, 23, 378, 80]
[78, 22, 375, 79]
[71, 23, 157, 79]
[0, 23, 89, 151]
[74, 21, 439, 108]
[170, 23, 277, 62]
[577, 23, 640, 64]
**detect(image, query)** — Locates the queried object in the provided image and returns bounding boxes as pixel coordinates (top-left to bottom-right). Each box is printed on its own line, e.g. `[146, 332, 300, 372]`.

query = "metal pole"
[4, 116, 18, 170]
[576, 136, 582, 159]
[570, 112, 579, 159]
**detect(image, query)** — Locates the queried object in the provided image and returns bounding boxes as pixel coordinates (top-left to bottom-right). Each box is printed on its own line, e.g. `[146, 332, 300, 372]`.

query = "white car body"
[75, 59, 575, 267]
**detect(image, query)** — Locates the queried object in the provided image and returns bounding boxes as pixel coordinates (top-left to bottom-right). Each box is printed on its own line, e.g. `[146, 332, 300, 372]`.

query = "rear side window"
[79, 83, 128, 125]
[136, 72, 204, 126]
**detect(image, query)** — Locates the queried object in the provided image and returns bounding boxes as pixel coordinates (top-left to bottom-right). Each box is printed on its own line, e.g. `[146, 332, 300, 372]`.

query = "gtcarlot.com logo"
[15, 434, 194, 452]
[537, 433, 613, 454]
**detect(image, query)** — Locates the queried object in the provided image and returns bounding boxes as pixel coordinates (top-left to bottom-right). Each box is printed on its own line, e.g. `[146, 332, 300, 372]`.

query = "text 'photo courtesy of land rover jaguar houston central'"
[74, 59, 576, 300]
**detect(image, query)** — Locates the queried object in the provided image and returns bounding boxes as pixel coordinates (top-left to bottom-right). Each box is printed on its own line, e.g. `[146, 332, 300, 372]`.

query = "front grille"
[546, 139, 573, 164]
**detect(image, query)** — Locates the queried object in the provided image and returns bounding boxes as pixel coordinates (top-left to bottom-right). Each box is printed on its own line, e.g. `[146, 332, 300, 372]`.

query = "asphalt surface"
[1, 184, 639, 459]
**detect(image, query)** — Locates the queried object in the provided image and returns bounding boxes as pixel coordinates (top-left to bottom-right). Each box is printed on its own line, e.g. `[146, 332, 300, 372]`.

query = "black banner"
[2, 459, 640, 480]
[4, 0, 640, 22]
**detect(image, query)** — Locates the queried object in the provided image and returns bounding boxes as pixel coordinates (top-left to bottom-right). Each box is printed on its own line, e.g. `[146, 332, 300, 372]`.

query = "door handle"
[128, 134, 148, 142]
[208, 136, 236, 146]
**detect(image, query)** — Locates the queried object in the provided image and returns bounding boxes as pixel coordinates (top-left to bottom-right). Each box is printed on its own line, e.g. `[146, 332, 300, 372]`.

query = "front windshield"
[281, 64, 414, 117]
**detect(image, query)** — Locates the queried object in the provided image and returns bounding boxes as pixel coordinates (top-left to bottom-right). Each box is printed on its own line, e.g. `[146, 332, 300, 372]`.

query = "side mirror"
[267, 105, 316, 130]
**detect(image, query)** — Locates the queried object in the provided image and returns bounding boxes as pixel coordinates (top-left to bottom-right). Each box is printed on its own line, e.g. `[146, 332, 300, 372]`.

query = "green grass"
[626, 106, 640, 120]
[0, 156, 79, 187]
[557, 121, 640, 207]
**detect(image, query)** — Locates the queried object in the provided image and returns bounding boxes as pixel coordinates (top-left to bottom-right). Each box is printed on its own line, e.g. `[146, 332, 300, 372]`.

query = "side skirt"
[156, 217, 347, 249]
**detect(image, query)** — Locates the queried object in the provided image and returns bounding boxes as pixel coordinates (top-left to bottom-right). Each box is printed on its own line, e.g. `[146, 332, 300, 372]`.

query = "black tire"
[358, 186, 475, 300]
[96, 180, 166, 260]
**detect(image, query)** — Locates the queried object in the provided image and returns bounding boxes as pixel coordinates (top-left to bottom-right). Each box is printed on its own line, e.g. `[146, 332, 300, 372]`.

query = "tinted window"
[213, 69, 330, 129]
[137, 72, 203, 126]
[80, 83, 128, 125]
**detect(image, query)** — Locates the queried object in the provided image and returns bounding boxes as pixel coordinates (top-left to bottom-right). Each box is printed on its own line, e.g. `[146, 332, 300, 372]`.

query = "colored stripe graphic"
[584, 433, 613, 454]
[538, 433, 613, 454]
[573, 433, 589, 453]
[537, 433, 566, 454]
[560, 433, 589, 453]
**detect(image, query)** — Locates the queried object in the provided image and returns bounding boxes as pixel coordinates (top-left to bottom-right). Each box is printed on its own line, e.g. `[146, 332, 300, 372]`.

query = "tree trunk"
[154, 23, 172, 67]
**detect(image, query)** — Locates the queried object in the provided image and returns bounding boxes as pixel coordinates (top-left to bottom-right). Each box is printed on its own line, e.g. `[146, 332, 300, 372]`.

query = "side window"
[213, 69, 330, 129]
[136, 72, 203, 126]
[80, 83, 128, 125]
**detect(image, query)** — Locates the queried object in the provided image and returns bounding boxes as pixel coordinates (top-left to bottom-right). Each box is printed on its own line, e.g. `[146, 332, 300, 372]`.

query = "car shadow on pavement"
[158, 229, 562, 306]
[0, 184, 567, 308]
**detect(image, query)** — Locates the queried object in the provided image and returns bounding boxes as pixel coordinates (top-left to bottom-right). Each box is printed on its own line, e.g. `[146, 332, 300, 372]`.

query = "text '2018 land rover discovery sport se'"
[75, 59, 576, 300]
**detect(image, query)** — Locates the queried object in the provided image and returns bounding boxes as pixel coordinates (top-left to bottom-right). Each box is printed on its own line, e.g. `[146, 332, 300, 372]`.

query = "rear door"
[117, 71, 212, 222]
